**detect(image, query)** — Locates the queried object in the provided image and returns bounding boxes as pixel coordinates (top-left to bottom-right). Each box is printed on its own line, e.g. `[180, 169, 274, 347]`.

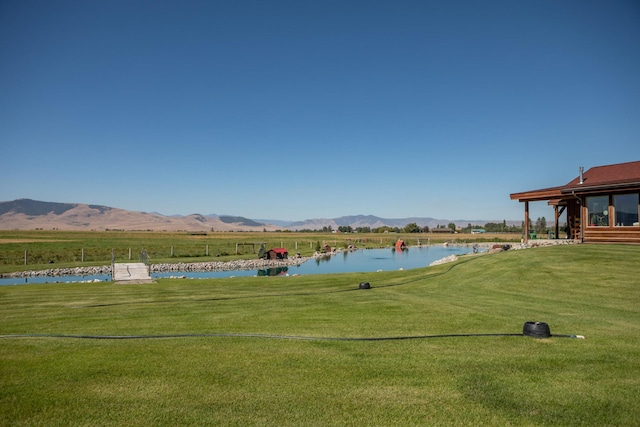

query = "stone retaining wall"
[1, 265, 112, 279]
[150, 257, 311, 273]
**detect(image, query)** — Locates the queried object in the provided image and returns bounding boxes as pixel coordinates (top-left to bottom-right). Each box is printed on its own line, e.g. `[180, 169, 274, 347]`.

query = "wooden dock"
[113, 263, 153, 283]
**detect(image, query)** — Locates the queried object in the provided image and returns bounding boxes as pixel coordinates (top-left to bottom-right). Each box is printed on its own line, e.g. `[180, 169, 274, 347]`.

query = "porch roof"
[510, 160, 640, 202]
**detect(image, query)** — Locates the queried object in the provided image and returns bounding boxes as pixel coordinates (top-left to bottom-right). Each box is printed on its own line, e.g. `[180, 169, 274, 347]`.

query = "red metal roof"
[511, 160, 640, 201]
[270, 248, 288, 254]
[564, 160, 640, 189]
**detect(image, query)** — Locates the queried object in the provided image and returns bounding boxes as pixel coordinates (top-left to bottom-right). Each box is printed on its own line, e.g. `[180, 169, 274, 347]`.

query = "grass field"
[1, 243, 639, 425]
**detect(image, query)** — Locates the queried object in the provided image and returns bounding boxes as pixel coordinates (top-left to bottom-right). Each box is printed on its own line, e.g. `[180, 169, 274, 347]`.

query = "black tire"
[359, 282, 371, 289]
[523, 321, 551, 338]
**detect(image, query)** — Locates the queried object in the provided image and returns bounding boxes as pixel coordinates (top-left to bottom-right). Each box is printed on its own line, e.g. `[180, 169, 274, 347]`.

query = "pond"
[0, 245, 480, 285]
[154, 245, 477, 279]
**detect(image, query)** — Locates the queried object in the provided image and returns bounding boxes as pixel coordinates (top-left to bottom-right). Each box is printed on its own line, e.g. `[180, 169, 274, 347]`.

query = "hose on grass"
[0, 332, 584, 341]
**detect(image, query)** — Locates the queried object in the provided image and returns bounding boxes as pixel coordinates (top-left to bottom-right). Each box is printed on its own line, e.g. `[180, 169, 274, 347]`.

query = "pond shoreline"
[0, 257, 313, 279]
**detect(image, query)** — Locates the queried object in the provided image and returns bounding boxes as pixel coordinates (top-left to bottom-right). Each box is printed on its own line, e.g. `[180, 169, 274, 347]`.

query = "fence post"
[236, 243, 238, 255]
[129, 248, 132, 260]
[171, 246, 174, 257]
[206, 244, 209, 256]
[82, 248, 84, 263]
[24, 250, 28, 265]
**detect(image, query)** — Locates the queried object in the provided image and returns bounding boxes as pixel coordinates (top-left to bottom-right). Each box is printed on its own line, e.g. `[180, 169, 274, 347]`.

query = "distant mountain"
[0, 199, 518, 232]
[0, 199, 278, 232]
[0, 199, 82, 216]
[219, 215, 263, 227]
[253, 219, 293, 227]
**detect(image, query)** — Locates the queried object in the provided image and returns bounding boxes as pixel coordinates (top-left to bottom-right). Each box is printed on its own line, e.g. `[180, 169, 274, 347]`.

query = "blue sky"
[1, 0, 639, 222]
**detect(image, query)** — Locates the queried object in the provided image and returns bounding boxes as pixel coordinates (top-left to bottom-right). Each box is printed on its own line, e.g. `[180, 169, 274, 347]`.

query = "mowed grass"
[1, 244, 639, 426]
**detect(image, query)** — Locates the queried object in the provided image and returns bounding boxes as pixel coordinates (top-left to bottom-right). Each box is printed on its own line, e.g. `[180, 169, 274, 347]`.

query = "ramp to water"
[113, 263, 153, 283]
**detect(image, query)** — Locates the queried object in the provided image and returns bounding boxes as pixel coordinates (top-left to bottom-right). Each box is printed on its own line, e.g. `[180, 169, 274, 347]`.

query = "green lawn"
[1, 244, 639, 426]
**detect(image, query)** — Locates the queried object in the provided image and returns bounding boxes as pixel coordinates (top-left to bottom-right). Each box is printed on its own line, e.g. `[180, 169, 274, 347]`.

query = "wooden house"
[266, 248, 289, 260]
[510, 160, 640, 244]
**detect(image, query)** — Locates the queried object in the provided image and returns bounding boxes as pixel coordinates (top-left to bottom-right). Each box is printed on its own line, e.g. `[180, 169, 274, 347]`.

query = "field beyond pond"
[1, 244, 639, 426]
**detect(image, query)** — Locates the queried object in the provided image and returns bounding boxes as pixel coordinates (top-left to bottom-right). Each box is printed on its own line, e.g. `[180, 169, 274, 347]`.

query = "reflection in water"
[257, 266, 289, 276]
[314, 254, 332, 265]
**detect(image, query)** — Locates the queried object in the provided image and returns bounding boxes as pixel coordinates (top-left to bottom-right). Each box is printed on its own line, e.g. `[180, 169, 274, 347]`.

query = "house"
[510, 160, 640, 244]
[266, 248, 288, 260]
[471, 229, 485, 234]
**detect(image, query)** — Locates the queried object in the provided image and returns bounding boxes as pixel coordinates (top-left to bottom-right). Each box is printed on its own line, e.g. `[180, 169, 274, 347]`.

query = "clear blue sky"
[1, 0, 639, 222]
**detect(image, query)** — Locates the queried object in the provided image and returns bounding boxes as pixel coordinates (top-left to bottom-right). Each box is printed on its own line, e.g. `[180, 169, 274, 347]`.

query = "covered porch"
[510, 187, 581, 242]
[510, 161, 640, 244]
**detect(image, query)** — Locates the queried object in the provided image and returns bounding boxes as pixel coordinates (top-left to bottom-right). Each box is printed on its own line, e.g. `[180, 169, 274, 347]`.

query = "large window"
[587, 195, 609, 226]
[614, 193, 639, 227]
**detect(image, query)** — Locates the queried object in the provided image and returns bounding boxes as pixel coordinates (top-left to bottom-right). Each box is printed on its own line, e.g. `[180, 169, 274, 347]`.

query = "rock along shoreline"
[0, 257, 313, 279]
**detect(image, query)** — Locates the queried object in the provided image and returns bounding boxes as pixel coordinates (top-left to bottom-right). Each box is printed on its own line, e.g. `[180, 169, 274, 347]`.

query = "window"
[587, 195, 609, 226]
[613, 193, 639, 227]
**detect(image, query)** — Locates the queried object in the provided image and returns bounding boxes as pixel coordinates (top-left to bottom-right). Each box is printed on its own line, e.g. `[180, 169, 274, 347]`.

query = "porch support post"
[554, 205, 559, 240]
[524, 201, 529, 243]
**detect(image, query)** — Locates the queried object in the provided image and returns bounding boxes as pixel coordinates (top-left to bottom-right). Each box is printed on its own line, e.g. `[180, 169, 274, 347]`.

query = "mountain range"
[0, 199, 518, 232]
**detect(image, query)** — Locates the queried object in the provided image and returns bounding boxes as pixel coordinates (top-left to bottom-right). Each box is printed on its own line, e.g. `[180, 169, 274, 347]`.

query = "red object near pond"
[267, 248, 288, 260]
[395, 239, 407, 250]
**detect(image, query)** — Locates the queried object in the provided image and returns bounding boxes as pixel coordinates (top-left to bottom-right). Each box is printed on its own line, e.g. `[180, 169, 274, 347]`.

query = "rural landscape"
[2, 0, 639, 425]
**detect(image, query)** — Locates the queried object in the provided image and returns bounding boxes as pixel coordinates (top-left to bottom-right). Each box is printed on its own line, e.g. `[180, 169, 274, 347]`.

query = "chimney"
[579, 166, 584, 184]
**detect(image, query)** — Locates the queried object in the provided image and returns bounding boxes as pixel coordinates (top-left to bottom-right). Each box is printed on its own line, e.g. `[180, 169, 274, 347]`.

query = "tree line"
[293, 218, 553, 234]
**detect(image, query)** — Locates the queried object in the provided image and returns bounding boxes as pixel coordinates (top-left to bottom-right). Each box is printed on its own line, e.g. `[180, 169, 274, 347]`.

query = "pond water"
[0, 245, 479, 285]
[0, 274, 112, 286]
[153, 245, 477, 279]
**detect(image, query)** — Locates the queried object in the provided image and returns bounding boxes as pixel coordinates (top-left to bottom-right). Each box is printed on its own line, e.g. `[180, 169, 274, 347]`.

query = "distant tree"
[422, 225, 430, 233]
[487, 222, 498, 233]
[403, 223, 421, 233]
[258, 244, 267, 259]
[447, 222, 456, 232]
[355, 226, 371, 233]
[535, 217, 547, 234]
